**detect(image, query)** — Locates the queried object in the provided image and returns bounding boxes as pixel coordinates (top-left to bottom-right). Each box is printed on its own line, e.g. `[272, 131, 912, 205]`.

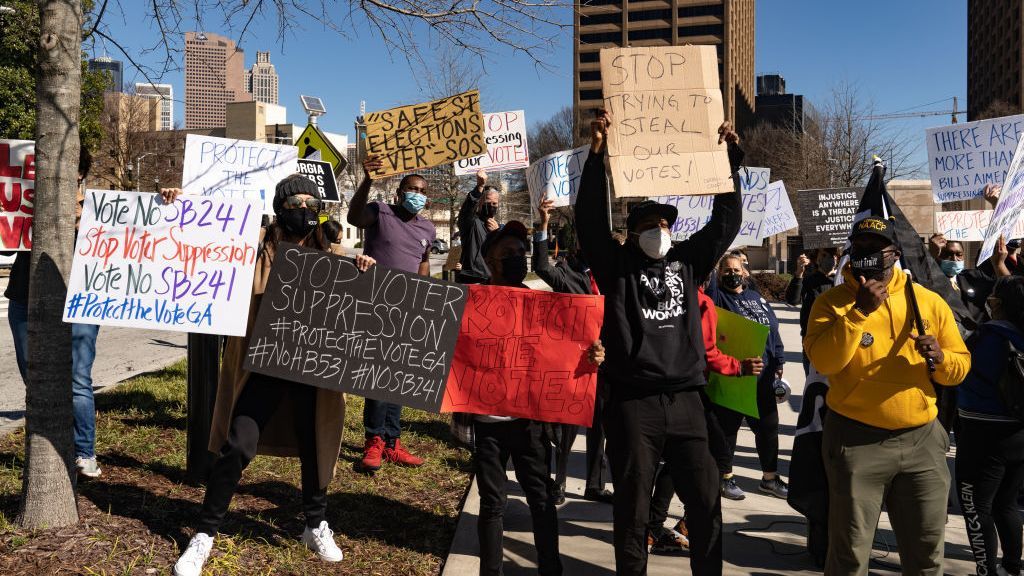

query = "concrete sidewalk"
[443, 303, 977, 575]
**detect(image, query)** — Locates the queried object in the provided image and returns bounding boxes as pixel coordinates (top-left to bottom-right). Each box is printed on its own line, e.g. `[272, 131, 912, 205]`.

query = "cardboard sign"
[63, 190, 261, 336]
[364, 90, 485, 178]
[935, 209, 1024, 242]
[797, 188, 864, 249]
[525, 145, 590, 209]
[663, 167, 769, 242]
[244, 243, 468, 411]
[182, 134, 298, 214]
[442, 284, 604, 426]
[980, 135, 1024, 261]
[600, 45, 732, 198]
[0, 140, 34, 251]
[297, 159, 340, 202]
[759, 181, 798, 239]
[926, 114, 1024, 203]
[296, 123, 348, 176]
[454, 110, 530, 175]
[706, 307, 769, 419]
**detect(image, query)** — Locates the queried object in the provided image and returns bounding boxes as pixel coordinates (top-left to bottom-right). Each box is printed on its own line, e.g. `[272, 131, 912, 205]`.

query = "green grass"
[0, 360, 473, 575]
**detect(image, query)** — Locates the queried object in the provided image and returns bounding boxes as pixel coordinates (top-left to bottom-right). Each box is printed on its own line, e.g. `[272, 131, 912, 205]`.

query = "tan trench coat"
[208, 243, 347, 489]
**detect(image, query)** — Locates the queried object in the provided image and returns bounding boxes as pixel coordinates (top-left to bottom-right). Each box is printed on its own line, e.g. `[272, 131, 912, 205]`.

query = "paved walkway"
[443, 303, 978, 575]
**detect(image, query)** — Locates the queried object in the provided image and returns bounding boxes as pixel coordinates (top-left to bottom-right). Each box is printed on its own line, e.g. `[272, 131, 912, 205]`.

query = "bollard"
[185, 333, 220, 484]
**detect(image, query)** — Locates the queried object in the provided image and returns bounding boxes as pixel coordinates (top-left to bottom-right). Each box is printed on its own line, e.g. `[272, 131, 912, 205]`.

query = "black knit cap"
[626, 200, 677, 232]
[272, 174, 321, 215]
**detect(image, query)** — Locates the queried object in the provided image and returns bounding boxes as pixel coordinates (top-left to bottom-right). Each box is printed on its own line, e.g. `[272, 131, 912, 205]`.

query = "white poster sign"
[182, 134, 298, 214]
[0, 139, 35, 250]
[980, 135, 1024, 261]
[926, 114, 1024, 203]
[760, 180, 798, 238]
[454, 110, 530, 175]
[525, 145, 590, 208]
[664, 167, 771, 243]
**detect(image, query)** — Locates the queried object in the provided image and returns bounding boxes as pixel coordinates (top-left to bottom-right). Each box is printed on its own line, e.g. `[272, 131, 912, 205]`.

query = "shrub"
[752, 272, 792, 303]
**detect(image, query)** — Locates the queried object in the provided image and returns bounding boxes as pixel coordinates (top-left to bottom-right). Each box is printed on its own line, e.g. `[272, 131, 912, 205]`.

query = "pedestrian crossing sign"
[295, 124, 347, 176]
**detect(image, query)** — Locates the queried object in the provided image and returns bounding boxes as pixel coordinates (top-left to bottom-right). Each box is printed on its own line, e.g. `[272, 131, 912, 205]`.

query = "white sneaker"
[75, 456, 101, 478]
[302, 521, 343, 562]
[173, 532, 214, 576]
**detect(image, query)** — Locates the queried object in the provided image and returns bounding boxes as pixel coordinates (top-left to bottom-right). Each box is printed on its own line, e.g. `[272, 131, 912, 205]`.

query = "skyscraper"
[246, 51, 280, 105]
[135, 83, 174, 131]
[88, 56, 123, 93]
[573, 0, 755, 131]
[184, 32, 250, 129]
[967, 0, 1023, 119]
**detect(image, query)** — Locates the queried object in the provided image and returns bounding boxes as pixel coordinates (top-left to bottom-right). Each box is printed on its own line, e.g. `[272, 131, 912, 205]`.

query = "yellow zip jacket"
[804, 266, 970, 430]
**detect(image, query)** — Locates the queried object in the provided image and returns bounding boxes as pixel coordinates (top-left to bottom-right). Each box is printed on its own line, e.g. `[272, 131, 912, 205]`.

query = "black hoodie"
[574, 147, 743, 398]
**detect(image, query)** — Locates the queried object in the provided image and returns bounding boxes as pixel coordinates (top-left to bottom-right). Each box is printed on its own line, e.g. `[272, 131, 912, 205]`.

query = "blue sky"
[92, 1, 966, 170]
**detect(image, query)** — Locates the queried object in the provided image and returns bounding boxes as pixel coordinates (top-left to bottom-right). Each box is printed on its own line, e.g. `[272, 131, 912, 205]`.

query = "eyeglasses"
[283, 196, 323, 211]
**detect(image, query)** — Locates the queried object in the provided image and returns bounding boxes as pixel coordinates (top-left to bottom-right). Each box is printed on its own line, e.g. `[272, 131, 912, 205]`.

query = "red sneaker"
[361, 436, 385, 471]
[384, 439, 424, 467]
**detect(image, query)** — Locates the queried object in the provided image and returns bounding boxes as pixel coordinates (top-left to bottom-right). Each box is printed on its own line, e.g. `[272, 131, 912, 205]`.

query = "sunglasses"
[283, 196, 323, 211]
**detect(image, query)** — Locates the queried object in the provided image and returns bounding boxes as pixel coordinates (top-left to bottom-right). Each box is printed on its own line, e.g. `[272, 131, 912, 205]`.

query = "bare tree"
[976, 99, 1021, 120]
[93, 89, 164, 190]
[528, 105, 575, 158]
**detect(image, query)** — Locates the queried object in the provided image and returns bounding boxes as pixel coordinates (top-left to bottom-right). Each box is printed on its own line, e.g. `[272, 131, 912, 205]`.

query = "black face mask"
[279, 208, 318, 237]
[480, 204, 497, 220]
[721, 273, 744, 290]
[501, 256, 528, 284]
[850, 249, 892, 281]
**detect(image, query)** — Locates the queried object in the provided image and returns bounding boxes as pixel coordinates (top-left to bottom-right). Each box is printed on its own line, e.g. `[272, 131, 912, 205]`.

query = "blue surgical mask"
[402, 192, 427, 214]
[940, 259, 964, 278]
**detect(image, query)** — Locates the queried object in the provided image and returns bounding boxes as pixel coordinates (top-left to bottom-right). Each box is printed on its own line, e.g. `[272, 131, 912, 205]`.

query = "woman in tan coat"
[171, 175, 376, 576]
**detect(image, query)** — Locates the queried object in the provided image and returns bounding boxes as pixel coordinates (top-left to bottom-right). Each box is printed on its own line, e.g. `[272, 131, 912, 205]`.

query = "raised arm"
[457, 170, 487, 231]
[348, 155, 382, 229]
[532, 198, 574, 292]
[574, 110, 618, 277]
[803, 293, 867, 376]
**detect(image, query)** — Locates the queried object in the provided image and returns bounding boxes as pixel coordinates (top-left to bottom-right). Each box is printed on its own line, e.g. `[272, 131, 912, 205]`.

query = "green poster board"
[706, 306, 769, 418]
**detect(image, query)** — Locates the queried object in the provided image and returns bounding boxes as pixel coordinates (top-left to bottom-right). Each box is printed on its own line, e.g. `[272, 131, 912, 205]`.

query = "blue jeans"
[363, 399, 402, 441]
[9, 299, 100, 458]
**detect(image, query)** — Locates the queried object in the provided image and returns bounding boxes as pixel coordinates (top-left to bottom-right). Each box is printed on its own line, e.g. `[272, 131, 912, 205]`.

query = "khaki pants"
[822, 412, 951, 576]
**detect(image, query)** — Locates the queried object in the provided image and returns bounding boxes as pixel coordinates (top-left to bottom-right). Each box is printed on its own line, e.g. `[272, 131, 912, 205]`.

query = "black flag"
[855, 160, 973, 328]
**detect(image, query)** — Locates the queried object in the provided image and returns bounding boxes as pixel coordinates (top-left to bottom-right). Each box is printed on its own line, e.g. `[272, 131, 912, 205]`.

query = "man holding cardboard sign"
[600, 45, 734, 199]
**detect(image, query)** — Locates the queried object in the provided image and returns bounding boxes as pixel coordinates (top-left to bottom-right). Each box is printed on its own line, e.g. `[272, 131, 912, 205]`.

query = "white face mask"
[638, 228, 671, 260]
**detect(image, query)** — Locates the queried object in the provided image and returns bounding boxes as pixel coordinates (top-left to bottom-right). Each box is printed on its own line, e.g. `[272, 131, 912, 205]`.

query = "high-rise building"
[754, 74, 808, 133]
[88, 56, 123, 93]
[246, 51, 280, 105]
[135, 83, 174, 131]
[573, 0, 756, 132]
[184, 32, 251, 129]
[967, 0, 1023, 119]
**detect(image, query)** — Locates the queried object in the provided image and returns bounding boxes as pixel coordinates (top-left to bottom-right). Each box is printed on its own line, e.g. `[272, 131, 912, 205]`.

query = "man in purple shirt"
[348, 154, 436, 472]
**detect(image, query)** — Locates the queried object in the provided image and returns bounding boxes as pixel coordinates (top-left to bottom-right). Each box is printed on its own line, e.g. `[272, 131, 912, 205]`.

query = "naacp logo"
[860, 332, 874, 347]
[858, 219, 887, 232]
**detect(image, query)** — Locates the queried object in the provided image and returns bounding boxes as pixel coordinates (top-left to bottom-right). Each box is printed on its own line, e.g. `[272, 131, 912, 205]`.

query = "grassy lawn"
[0, 361, 474, 575]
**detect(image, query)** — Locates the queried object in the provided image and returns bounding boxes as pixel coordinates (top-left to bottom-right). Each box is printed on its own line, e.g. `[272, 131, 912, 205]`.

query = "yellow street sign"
[295, 124, 347, 176]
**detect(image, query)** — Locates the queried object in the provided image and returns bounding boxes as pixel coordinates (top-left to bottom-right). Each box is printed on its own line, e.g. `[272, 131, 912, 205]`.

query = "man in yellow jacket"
[805, 216, 970, 576]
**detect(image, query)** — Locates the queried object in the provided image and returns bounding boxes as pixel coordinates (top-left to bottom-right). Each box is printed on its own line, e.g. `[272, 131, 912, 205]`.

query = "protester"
[456, 170, 499, 284]
[532, 198, 612, 506]
[956, 275, 1024, 576]
[575, 110, 743, 576]
[172, 175, 362, 576]
[785, 247, 839, 374]
[347, 155, 436, 472]
[321, 219, 343, 245]
[6, 147, 104, 478]
[728, 248, 760, 293]
[708, 254, 788, 501]
[805, 216, 970, 575]
[928, 233, 946, 261]
[646, 278, 762, 553]
[471, 219, 605, 576]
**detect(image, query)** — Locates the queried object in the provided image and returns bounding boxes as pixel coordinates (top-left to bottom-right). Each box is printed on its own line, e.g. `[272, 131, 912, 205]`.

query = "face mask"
[721, 273, 744, 290]
[637, 228, 671, 260]
[480, 204, 497, 220]
[401, 192, 427, 214]
[500, 255, 528, 284]
[939, 259, 964, 278]
[849, 249, 892, 281]
[279, 208, 318, 237]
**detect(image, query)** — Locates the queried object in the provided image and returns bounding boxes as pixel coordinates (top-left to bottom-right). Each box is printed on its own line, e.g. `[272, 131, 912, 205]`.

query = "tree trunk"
[19, 0, 83, 529]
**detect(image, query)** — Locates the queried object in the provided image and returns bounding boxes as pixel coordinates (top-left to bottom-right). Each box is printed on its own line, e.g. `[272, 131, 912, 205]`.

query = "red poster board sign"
[442, 284, 604, 426]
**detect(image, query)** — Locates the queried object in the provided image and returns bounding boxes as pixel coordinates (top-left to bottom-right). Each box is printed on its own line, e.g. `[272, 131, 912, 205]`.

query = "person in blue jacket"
[707, 253, 787, 501]
[956, 275, 1024, 576]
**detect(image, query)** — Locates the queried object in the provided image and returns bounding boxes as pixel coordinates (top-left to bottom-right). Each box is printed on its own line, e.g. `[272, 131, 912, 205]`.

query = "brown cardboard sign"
[363, 90, 486, 178]
[600, 46, 732, 198]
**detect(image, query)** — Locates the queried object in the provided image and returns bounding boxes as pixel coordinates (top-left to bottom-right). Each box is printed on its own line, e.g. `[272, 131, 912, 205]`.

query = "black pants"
[586, 384, 609, 492]
[197, 374, 325, 536]
[475, 419, 562, 576]
[605, 389, 722, 576]
[649, 394, 728, 535]
[712, 374, 779, 475]
[955, 417, 1024, 575]
[550, 424, 577, 491]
